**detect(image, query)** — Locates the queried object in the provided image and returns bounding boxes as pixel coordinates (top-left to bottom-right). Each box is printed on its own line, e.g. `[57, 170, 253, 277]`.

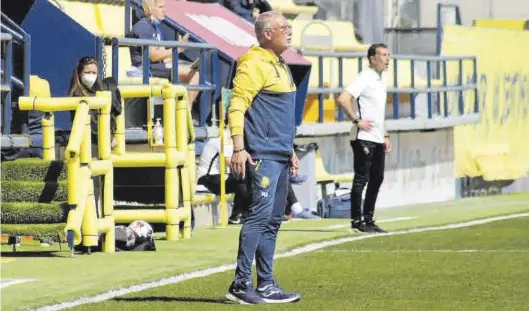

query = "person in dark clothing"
[226, 12, 300, 305]
[196, 131, 250, 225]
[220, 0, 272, 23]
[129, 0, 200, 107]
[67, 56, 122, 221]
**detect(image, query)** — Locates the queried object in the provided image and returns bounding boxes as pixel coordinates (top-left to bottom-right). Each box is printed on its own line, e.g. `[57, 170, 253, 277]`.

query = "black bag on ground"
[115, 225, 156, 252]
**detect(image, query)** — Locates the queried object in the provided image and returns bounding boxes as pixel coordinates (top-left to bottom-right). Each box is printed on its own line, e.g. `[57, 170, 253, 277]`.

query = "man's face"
[370, 47, 390, 72]
[264, 15, 292, 55]
[148, 0, 166, 20]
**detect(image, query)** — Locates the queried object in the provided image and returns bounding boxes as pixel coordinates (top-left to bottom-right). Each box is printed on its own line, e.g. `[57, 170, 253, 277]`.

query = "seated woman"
[67, 56, 122, 224]
[67, 56, 121, 154]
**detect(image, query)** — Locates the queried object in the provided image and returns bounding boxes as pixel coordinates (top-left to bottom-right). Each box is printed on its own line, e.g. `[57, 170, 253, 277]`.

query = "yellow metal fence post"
[80, 114, 98, 248]
[219, 88, 231, 228]
[96, 90, 115, 253]
[162, 84, 180, 241]
[114, 98, 126, 155]
[42, 112, 55, 161]
[176, 90, 192, 239]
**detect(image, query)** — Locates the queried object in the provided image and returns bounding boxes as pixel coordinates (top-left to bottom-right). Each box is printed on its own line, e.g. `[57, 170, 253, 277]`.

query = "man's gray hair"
[255, 11, 283, 44]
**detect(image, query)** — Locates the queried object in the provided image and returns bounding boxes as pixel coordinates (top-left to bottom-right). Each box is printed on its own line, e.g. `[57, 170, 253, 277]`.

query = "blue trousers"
[233, 159, 289, 288]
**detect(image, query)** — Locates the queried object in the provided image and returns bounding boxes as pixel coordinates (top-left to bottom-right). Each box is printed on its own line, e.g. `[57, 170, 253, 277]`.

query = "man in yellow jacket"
[225, 11, 301, 305]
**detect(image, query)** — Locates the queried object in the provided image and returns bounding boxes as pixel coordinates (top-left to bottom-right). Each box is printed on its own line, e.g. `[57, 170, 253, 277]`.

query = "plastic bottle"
[153, 118, 164, 144]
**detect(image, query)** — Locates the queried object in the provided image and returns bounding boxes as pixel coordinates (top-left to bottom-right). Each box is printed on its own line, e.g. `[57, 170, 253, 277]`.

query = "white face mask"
[81, 74, 97, 89]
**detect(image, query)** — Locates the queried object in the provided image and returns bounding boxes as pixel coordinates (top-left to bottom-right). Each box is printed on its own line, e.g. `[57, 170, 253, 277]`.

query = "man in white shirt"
[336, 43, 392, 233]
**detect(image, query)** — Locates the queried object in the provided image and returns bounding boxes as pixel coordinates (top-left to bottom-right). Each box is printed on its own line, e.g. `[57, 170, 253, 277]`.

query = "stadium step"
[1, 159, 67, 182]
[1, 202, 69, 224]
[1, 180, 68, 203]
[1, 159, 69, 243]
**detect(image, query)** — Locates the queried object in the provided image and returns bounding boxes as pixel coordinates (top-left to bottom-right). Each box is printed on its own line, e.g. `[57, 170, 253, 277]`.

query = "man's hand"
[111, 137, 118, 149]
[358, 120, 374, 132]
[178, 33, 190, 54]
[290, 152, 299, 176]
[231, 150, 255, 180]
[384, 136, 392, 153]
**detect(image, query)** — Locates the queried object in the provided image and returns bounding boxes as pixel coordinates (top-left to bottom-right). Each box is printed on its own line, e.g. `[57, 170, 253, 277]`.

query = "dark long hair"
[67, 56, 102, 97]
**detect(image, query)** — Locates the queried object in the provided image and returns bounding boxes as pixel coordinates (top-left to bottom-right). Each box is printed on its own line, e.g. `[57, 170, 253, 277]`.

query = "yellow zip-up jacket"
[228, 46, 297, 161]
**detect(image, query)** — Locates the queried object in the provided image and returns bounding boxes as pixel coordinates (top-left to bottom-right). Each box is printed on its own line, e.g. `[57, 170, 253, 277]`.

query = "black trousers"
[197, 174, 250, 218]
[284, 185, 299, 216]
[350, 139, 385, 221]
[151, 67, 172, 81]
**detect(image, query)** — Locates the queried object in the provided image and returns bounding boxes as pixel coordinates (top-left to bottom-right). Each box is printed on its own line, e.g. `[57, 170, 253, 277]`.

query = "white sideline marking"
[35, 212, 529, 311]
[315, 249, 529, 253]
[1, 278, 37, 289]
[327, 216, 417, 229]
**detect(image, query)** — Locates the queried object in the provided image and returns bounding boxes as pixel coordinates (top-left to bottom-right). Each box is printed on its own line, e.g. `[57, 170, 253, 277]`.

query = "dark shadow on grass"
[1, 251, 62, 258]
[113, 297, 232, 304]
[281, 229, 344, 233]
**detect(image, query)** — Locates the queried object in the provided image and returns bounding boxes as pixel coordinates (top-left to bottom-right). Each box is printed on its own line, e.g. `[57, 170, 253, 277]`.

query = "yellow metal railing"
[19, 92, 115, 256]
[18, 83, 194, 255]
[112, 84, 193, 240]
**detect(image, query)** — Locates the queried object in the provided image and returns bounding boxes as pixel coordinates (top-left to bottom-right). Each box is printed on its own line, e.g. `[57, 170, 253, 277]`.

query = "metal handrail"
[110, 37, 220, 128]
[1, 13, 27, 38]
[301, 50, 475, 61]
[1, 13, 32, 136]
[1, 33, 13, 134]
[301, 49, 478, 122]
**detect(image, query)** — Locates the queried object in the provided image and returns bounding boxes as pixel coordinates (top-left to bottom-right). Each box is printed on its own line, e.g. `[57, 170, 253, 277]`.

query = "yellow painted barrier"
[118, 85, 164, 98]
[112, 152, 186, 167]
[19, 81, 195, 250]
[42, 112, 55, 161]
[19, 91, 115, 254]
[82, 174, 99, 247]
[163, 84, 180, 241]
[18, 97, 108, 112]
[176, 94, 192, 239]
[219, 88, 230, 227]
[65, 103, 89, 160]
[186, 101, 197, 201]
[64, 165, 90, 245]
[443, 25, 529, 180]
[114, 98, 126, 155]
[90, 160, 112, 176]
[109, 84, 192, 241]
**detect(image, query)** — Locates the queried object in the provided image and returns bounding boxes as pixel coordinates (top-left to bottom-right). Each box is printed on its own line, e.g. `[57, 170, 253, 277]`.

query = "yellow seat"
[268, 0, 317, 18]
[315, 151, 353, 183]
[29, 75, 51, 97]
[303, 96, 336, 123]
[291, 20, 369, 52]
[54, 1, 124, 38]
[97, 3, 126, 37]
[325, 20, 371, 52]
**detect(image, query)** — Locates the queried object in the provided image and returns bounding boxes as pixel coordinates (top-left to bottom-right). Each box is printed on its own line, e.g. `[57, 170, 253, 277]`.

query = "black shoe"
[364, 220, 387, 233]
[256, 281, 301, 303]
[350, 219, 366, 233]
[226, 282, 265, 305]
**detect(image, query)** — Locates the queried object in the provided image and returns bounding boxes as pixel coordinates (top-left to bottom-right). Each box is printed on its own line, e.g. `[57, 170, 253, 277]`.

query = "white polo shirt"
[346, 67, 387, 144]
[197, 133, 233, 180]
